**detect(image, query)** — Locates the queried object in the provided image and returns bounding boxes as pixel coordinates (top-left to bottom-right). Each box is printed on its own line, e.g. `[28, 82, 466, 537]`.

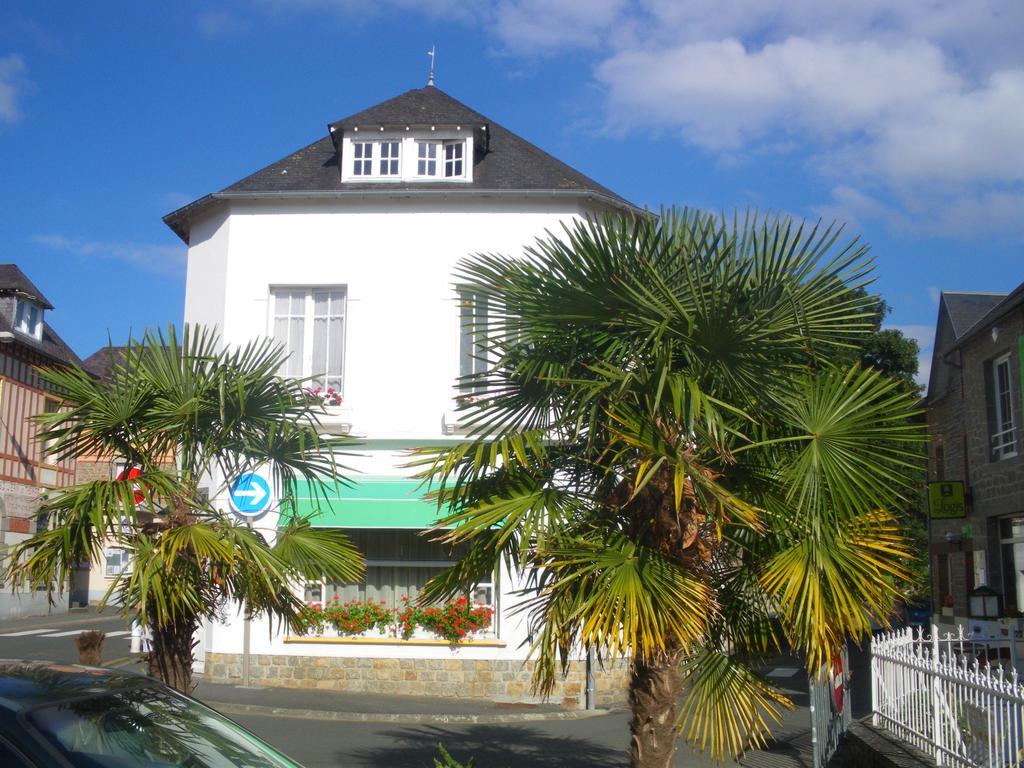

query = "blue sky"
[2, 1, 1021, 383]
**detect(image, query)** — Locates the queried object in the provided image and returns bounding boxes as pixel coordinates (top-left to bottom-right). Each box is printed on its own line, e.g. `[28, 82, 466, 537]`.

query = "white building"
[165, 83, 638, 705]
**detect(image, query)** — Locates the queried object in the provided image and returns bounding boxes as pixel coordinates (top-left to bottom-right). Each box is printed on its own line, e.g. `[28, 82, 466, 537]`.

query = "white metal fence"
[809, 646, 852, 768]
[872, 624, 1024, 767]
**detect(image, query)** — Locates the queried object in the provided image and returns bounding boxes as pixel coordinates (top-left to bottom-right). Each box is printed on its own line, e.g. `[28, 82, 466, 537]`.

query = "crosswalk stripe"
[104, 631, 130, 638]
[42, 629, 101, 637]
[0, 629, 57, 637]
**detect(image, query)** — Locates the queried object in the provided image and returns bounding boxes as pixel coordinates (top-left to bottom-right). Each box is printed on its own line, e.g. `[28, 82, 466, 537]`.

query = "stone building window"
[989, 353, 1017, 460]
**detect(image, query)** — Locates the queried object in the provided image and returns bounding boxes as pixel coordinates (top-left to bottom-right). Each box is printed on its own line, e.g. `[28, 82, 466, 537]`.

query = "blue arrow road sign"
[229, 472, 271, 516]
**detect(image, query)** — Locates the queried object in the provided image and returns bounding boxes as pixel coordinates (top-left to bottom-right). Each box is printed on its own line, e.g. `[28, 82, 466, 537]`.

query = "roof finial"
[427, 45, 436, 87]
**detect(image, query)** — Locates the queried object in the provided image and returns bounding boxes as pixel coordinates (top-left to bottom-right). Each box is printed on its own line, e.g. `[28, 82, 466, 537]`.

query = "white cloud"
[32, 235, 186, 277]
[589, 26, 1024, 236]
[495, 0, 628, 50]
[0, 53, 27, 124]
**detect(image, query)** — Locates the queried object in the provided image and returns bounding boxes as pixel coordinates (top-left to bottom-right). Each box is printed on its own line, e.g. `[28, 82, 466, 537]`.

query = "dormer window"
[342, 132, 473, 183]
[379, 141, 400, 176]
[14, 299, 43, 340]
[352, 142, 374, 176]
[417, 141, 439, 176]
[352, 140, 401, 177]
[444, 141, 464, 178]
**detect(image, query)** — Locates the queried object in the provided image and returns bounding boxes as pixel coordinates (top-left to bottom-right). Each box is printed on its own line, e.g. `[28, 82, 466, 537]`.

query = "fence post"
[932, 624, 943, 767]
[871, 633, 879, 728]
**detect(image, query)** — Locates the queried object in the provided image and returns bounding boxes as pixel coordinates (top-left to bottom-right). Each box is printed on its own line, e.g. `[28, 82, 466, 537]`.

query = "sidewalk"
[191, 678, 609, 724]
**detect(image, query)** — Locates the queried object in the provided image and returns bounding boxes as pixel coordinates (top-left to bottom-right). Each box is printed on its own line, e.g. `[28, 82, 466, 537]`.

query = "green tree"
[840, 290, 922, 394]
[4, 326, 363, 692]
[839, 291, 928, 599]
[413, 210, 925, 767]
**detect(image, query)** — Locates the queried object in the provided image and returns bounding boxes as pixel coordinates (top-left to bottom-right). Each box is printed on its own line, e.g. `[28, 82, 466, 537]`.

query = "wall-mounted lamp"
[944, 531, 963, 551]
[992, 326, 1000, 342]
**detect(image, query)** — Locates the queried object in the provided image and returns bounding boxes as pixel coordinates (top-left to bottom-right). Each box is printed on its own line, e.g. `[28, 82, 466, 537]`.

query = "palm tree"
[413, 210, 924, 767]
[5, 326, 363, 692]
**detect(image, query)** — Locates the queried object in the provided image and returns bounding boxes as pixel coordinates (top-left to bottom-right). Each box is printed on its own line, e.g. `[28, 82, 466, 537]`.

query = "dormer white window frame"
[416, 140, 440, 178]
[443, 140, 464, 178]
[352, 141, 374, 176]
[378, 140, 400, 176]
[14, 298, 44, 340]
[340, 129, 473, 183]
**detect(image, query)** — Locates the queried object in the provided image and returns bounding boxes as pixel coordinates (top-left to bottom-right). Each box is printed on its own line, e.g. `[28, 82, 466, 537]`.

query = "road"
[230, 709, 820, 768]
[0, 609, 821, 767]
[0, 608, 132, 664]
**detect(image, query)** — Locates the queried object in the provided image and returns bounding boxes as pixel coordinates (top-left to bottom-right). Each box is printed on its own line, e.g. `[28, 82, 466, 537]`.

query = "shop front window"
[999, 516, 1024, 615]
[303, 529, 496, 629]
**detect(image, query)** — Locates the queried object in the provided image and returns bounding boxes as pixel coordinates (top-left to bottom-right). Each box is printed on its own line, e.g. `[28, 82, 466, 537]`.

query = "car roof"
[0, 661, 155, 712]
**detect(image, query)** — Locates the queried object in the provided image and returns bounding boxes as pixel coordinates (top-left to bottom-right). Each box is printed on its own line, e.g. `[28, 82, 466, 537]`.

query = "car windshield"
[27, 684, 302, 768]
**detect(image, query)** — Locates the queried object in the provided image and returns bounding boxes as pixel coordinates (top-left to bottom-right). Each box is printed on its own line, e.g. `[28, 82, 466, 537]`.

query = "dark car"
[0, 661, 304, 767]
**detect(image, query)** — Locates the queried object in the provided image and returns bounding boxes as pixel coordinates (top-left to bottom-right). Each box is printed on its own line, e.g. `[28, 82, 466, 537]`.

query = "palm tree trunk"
[147, 616, 198, 693]
[628, 649, 685, 768]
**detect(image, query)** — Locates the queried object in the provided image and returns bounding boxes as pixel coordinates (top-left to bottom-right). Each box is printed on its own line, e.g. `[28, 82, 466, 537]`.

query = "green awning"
[284, 477, 447, 529]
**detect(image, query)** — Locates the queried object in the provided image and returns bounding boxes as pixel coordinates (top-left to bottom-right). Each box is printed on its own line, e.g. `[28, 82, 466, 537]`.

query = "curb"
[204, 700, 615, 725]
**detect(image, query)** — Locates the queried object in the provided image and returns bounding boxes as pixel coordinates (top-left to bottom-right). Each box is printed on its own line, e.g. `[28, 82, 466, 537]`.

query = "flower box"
[294, 598, 494, 643]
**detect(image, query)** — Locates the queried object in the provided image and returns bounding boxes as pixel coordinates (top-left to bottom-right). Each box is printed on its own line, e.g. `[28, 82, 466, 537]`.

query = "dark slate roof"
[941, 291, 1008, 340]
[948, 282, 1024, 347]
[0, 263, 54, 309]
[164, 86, 639, 242]
[82, 345, 126, 380]
[0, 265, 80, 366]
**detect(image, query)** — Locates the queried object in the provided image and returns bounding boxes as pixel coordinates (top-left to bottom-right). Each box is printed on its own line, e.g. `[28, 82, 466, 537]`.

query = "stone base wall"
[204, 653, 630, 709]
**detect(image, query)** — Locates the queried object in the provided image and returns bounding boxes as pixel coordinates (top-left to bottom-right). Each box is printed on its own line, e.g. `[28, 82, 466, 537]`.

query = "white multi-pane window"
[352, 142, 373, 176]
[416, 141, 438, 176]
[379, 141, 400, 176]
[459, 289, 489, 386]
[271, 288, 346, 393]
[14, 300, 43, 339]
[444, 140, 464, 178]
[991, 353, 1017, 459]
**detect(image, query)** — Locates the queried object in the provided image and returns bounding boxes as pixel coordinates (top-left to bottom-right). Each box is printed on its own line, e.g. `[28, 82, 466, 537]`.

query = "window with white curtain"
[271, 287, 346, 393]
[303, 529, 496, 625]
[459, 289, 488, 387]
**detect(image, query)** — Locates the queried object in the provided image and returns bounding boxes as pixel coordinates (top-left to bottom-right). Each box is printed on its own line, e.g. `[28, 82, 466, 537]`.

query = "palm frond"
[677, 647, 794, 760]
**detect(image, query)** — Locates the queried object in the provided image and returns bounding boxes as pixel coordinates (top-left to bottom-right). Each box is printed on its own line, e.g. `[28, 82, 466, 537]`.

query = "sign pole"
[242, 518, 252, 687]
[228, 471, 272, 689]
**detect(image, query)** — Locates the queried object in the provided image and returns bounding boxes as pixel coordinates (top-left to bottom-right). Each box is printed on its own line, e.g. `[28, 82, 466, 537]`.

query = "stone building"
[0, 264, 80, 619]
[926, 282, 1024, 626]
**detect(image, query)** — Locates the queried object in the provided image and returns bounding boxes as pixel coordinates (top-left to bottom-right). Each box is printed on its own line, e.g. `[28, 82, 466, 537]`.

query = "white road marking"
[0, 629, 57, 637]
